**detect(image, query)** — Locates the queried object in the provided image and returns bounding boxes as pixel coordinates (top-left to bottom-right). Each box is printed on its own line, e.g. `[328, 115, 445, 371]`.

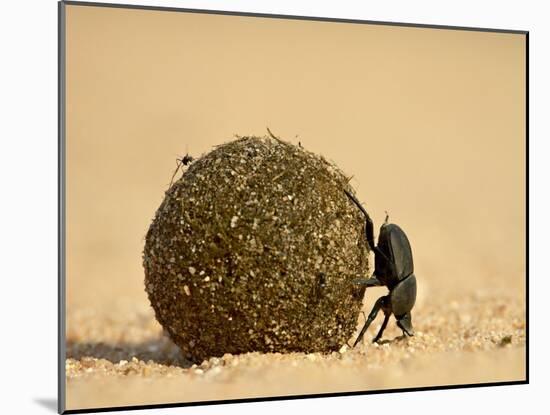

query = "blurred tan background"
[64, 4, 525, 409]
[66, 5, 525, 309]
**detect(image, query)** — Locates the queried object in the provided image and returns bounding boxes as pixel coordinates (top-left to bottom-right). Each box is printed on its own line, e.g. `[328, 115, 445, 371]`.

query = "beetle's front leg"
[353, 295, 389, 347]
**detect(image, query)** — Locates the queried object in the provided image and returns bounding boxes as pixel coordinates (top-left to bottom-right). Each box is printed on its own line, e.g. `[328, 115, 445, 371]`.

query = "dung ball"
[143, 135, 369, 362]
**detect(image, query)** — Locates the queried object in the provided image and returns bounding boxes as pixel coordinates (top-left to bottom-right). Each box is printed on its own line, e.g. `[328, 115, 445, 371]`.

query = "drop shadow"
[34, 398, 57, 413]
[66, 336, 193, 368]
[376, 334, 409, 345]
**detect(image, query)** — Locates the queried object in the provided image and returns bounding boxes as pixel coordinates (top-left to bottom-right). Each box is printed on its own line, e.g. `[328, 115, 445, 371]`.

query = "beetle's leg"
[353, 276, 382, 287]
[344, 190, 376, 250]
[353, 296, 388, 347]
[343, 190, 393, 263]
[372, 310, 391, 343]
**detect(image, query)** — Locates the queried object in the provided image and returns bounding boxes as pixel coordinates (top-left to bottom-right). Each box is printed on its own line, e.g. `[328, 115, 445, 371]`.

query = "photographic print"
[59, 1, 527, 412]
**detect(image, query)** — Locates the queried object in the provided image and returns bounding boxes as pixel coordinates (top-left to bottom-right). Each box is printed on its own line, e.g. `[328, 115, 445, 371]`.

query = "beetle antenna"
[384, 211, 389, 224]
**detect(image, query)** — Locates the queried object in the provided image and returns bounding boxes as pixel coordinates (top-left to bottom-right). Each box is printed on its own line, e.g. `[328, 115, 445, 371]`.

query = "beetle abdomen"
[390, 274, 417, 316]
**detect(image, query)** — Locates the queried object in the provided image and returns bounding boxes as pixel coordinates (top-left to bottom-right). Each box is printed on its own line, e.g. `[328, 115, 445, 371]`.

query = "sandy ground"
[65, 289, 525, 410]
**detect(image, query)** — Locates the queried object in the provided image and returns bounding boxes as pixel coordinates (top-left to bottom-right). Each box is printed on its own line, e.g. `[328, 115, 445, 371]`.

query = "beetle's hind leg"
[344, 190, 376, 250]
[372, 310, 391, 343]
[353, 295, 389, 347]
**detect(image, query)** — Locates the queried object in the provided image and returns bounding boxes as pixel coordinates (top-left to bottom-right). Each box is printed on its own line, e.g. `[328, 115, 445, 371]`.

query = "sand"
[65, 288, 525, 410]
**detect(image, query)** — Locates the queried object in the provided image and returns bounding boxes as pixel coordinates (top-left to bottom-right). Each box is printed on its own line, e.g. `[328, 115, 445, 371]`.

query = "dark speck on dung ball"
[143, 135, 369, 362]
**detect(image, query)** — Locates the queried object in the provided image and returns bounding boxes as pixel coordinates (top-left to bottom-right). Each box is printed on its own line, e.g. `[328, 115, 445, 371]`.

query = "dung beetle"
[344, 190, 417, 346]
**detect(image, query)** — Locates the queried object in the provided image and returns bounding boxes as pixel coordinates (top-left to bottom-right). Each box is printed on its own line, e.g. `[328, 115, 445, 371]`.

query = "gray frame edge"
[58, 1, 67, 413]
[62, 0, 528, 35]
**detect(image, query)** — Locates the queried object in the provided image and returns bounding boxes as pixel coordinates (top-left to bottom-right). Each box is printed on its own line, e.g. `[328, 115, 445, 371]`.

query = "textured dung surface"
[143, 136, 368, 362]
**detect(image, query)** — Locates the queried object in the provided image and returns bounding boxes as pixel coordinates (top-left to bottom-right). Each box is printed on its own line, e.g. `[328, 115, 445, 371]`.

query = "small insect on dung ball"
[143, 135, 369, 362]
